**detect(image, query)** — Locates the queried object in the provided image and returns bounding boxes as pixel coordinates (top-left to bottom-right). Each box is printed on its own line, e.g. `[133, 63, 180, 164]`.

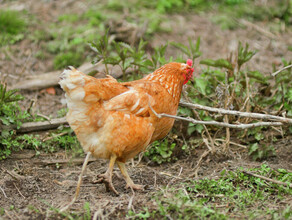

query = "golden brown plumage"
[59, 60, 193, 204]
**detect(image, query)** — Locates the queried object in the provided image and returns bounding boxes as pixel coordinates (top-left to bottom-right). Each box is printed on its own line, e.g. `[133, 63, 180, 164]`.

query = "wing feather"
[103, 88, 152, 117]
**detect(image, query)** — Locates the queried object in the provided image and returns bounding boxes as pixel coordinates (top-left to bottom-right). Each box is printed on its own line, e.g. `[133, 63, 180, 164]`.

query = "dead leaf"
[46, 87, 56, 95]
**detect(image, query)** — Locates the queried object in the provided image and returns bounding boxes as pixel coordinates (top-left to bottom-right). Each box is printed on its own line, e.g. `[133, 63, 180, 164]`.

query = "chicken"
[59, 60, 194, 209]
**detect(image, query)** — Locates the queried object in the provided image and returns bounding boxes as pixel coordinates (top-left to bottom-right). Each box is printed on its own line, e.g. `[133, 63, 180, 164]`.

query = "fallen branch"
[271, 64, 292, 76]
[179, 101, 292, 124]
[11, 62, 129, 91]
[34, 157, 97, 166]
[2, 168, 25, 181]
[16, 117, 67, 133]
[150, 107, 284, 129]
[242, 170, 292, 188]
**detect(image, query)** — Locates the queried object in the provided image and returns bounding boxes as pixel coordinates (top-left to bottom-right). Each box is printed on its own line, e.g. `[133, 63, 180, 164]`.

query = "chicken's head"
[182, 59, 194, 85]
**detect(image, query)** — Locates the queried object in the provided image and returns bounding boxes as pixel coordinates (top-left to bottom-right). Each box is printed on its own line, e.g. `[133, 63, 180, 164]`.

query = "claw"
[126, 183, 144, 191]
[93, 173, 119, 195]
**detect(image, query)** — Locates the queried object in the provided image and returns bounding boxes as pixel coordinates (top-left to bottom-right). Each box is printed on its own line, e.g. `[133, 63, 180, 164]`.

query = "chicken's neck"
[144, 73, 183, 105]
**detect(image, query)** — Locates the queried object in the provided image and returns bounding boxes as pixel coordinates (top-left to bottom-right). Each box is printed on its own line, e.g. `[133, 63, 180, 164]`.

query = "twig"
[224, 71, 230, 152]
[242, 170, 292, 188]
[179, 101, 292, 124]
[16, 117, 67, 133]
[183, 90, 215, 153]
[42, 131, 69, 142]
[34, 157, 96, 166]
[149, 106, 284, 129]
[0, 186, 7, 198]
[159, 171, 183, 179]
[190, 149, 211, 178]
[4, 169, 25, 181]
[13, 183, 25, 199]
[12, 62, 132, 91]
[127, 193, 135, 210]
[60, 152, 92, 212]
[271, 64, 292, 76]
[215, 139, 247, 149]
[36, 114, 51, 122]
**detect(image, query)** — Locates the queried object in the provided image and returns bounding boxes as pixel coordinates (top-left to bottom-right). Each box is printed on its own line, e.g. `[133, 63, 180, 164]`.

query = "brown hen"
[59, 60, 194, 209]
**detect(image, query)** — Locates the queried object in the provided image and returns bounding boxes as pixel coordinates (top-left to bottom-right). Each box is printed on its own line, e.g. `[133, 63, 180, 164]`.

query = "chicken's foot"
[117, 161, 144, 190]
[60, 151, 92, 212]
[93, 154, 119, 195]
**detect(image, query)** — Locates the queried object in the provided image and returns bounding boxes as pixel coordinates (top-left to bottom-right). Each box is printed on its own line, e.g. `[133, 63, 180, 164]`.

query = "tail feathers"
[59, 68, 90, 105]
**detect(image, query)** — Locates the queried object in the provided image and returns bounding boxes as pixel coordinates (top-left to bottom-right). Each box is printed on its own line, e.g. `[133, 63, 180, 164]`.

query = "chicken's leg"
[95, 154, 119, 195]
[60, 151, 92, 212]
[117, 161, 143, 190]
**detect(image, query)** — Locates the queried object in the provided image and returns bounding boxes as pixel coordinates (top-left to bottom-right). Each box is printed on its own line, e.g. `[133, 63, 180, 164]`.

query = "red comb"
[187, 59, 193, 66]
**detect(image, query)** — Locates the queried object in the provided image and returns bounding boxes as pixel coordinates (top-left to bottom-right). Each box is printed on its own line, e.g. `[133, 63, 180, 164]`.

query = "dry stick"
[15, 117, 67, 133]
[42, 131, 69, 142]
[149, 107, 284, 129]
[60, 152, 92, 212]
[271, 64, 292, 76]
[242, 170, 292, 188]
[215, 139, 247, 149]
[4, 169, 25, 181]
[190, 149, 211, 178]
[224, 71, 230, 152]
[0, 186, 7, 198]
[183, 90, 215, 153]
[179, 101, 292, 124]
[34, 157, 96, 166]
[13, 183, 25, 199]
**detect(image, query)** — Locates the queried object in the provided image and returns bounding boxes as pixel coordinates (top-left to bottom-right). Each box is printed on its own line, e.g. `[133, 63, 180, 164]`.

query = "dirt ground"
[0, 0, 292, 219]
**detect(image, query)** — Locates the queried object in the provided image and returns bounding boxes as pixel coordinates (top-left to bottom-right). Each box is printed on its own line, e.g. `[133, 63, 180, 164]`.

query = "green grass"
[128, 165, 292, 219]
[0, 10, 27, 46]
[53, 52, 84, 70]
[0, 84, 82, 159]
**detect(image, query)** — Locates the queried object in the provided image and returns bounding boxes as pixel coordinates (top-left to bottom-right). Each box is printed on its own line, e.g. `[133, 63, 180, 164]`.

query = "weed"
[0, 84, 31, 159]
[83, 202, 91, 220]
[57, 108, 68, 117]
[0, 83, 81, 159]
[129, 165, 292, 219]
[144, 139, 176, 164]
[58, 14, 80, 23]
[44, 200, 93, 220]
[83, 9, 104, 27]
[53, 52, 84, 70]
[0, 10, 27, 46]
[0, 207, 4, 216]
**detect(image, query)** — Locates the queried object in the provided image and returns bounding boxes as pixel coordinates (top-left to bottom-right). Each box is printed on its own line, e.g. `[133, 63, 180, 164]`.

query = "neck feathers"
[144, 68, 183, 104]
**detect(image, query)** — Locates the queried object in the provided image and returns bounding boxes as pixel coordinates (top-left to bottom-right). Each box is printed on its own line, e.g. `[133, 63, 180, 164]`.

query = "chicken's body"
[59, 61, 193, 204]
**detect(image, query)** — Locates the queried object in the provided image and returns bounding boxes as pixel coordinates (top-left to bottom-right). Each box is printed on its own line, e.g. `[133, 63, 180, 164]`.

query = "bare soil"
[0, 0, 292, 219]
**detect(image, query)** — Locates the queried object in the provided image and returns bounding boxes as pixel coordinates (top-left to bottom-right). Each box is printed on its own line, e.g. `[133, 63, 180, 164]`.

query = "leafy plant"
[144, 139, 176, 164]
[90, 29, 112, 74]
[171, 37, 202, 65]
[0, 84, 31, 159]
[237, 42, 257, 69]
[248, 143, 275, 161]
